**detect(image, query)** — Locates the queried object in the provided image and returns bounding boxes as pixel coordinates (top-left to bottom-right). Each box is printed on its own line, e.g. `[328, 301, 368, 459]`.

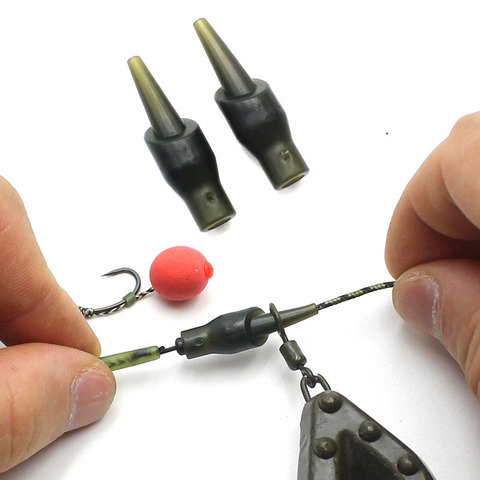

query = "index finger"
[385, 113, 480, 278]
[0, 176, 100, 355]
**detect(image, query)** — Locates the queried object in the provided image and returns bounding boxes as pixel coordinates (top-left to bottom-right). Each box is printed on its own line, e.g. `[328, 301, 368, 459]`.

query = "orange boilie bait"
[150, 246, 213, 301]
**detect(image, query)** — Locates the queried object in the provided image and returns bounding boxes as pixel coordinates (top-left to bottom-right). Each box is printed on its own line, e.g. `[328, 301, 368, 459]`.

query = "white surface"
[1, 1, 480, 478]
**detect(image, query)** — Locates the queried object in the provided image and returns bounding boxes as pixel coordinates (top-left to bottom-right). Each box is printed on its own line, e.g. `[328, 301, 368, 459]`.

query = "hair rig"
[77, 247, 435, 479]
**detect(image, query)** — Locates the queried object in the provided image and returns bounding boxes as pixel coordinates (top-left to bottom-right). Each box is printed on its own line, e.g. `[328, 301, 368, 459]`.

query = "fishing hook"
[78, 268, 153, 318]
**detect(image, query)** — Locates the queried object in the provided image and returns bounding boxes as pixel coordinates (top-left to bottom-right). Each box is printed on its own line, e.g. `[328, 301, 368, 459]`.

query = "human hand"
[385, 113, 480, 400]
[0, 177, 116, 473]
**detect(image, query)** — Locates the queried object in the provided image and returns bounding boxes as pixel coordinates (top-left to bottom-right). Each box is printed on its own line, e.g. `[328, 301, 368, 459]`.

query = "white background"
[2, 1, 480, 478]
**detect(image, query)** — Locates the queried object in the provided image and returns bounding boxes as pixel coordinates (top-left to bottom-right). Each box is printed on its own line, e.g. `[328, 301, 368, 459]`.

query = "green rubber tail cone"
[128, 56, 236, 231]
[194, 18, 309, 190]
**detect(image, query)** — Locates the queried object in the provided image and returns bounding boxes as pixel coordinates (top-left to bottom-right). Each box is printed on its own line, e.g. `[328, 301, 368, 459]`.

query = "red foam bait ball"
[149, 246, 214, 301]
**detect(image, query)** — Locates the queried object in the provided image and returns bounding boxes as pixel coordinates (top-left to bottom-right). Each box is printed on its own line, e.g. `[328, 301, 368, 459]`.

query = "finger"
[385, 113, 480, 278]
[392, 258, 480, 399]
[0, 343, 116, 473]
[0, 177, 100, 354]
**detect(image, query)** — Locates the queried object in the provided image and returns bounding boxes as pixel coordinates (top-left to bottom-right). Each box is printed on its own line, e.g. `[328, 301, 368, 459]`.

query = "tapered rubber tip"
[128, 56, 185, 138]
[194, 18, 255, 97]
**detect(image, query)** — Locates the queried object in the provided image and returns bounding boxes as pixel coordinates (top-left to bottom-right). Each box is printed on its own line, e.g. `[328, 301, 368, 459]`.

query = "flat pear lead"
[194, 18, 309, 190]
[298, 391, 436, 480]
[128, 56, 235, 232]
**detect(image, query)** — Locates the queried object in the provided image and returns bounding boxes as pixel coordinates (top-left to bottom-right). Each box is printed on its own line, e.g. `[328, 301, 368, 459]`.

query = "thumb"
[392, 258, 480, 399]
[0, 343, 116, 473]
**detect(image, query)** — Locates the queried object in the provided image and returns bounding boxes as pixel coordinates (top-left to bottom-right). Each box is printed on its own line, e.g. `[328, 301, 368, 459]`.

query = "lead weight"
[298, 391, 436, 480]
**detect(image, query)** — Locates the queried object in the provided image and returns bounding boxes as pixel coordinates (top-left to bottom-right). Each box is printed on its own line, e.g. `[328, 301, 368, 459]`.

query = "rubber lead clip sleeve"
[194, 18, 309, 190]
[128, 56, 235, 231]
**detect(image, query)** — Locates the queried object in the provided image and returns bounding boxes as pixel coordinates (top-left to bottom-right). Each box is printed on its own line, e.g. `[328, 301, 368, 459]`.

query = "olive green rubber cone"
[128, 56, 235, 231]
[194, 18, 309, 190]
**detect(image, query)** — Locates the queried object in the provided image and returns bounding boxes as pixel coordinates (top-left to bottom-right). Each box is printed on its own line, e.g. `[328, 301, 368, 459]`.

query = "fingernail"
[393, 274, 441, 338]
[68, 367, 116, 431]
